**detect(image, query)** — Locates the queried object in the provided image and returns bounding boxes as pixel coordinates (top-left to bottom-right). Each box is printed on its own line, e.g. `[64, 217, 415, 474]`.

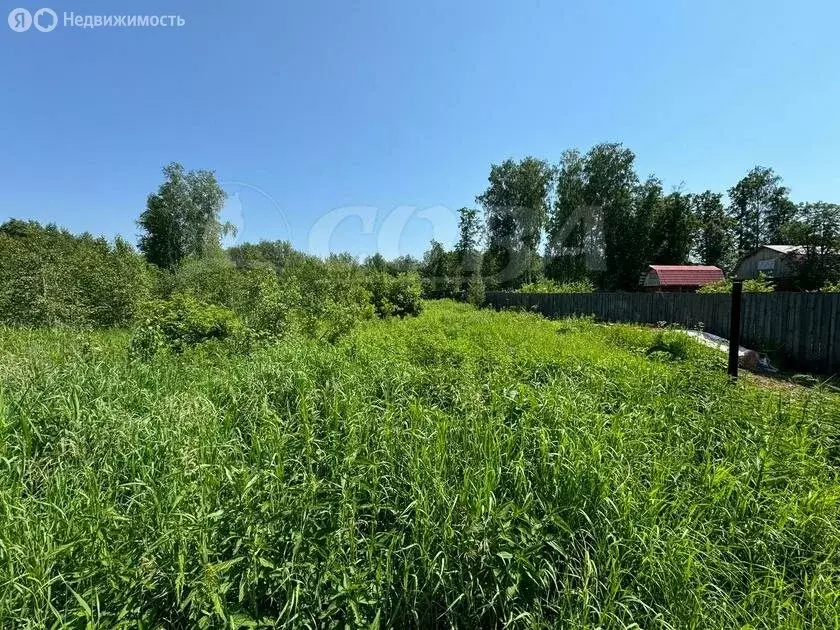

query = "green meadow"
[1, 301, 838, 628]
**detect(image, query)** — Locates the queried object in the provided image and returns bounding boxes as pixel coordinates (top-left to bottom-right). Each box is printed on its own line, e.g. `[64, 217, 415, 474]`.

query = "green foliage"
[129, 293, 242, 358]
[420, 239, 457, 298]
[693, 190, 736, 271]
[787, 202, 840, 290]
[697, 272, 775, 293]
[477, 157, 554, 286]
[366, 271, 424, 318]
[137, 163, 230, 269]
[1, 302, 838, 627]
[605, 324, 727, 371]
[519, 278, 595, 293]
[387, 272, 424, 317]
[385, 254, 422, 276]
[728, 166, 796, 255]
[466, 272, 486, 306]
[821, 280, 840, 292]
[545, 149, 587, 282]
[168, 254, 244, 307]
[454, 207, 484, 295]
[159, 248, 388, 343]
[0, 220, 153, 328]
[236, 264, 301, 337]
[649, 191, 696, 265]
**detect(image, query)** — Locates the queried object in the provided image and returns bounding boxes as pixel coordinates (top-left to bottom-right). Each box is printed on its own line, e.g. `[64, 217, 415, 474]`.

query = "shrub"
[387, 272, 424, 317]
[519, 279, 595, 294]
[129, 294, 242, 358]
[698, 272, 774, 294]
[235, 264, 300, 337]
[821, 280, 840, 292]
[366, 271, 424, 318]
[0, 220, 153, 328]
[466, 273, 486, 306]
[365, 271, 395, 317]
[168, 255, 244, 308]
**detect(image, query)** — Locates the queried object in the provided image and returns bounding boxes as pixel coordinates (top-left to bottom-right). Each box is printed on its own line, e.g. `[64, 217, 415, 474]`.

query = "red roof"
[647, 265, 724, 286]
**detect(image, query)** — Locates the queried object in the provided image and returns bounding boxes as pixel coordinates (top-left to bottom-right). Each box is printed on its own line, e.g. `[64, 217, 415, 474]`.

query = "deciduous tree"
[728, 166, 795, 255]
[476, 157, 553, 286]
[138, 163, 230, 269]
[693, 191, 735, 271]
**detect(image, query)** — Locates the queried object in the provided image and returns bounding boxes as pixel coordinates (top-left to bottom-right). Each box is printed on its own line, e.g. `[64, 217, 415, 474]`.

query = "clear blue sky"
[2, 0, 839, 259]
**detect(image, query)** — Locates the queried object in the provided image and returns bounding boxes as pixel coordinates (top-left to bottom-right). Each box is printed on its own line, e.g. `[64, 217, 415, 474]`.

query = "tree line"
[2, 148, 838, 335]
[418, 143, 840, 295]
[0, 163, 424, 338]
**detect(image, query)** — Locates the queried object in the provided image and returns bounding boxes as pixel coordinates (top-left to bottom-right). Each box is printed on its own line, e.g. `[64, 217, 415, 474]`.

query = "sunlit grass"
[0, 302, 838, 627]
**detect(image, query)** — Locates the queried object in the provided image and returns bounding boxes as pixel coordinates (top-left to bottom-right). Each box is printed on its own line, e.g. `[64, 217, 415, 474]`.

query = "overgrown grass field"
[1, 301, 839, 628]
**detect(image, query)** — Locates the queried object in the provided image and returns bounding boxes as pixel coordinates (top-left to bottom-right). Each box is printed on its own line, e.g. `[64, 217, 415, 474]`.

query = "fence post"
[728, 281, 743, 378]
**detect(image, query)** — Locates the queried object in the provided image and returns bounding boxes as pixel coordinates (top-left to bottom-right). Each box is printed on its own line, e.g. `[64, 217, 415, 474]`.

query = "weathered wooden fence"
[485, 291, 840, 374]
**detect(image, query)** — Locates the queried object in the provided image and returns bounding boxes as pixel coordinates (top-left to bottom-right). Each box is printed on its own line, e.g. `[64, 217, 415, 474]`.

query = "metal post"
[728, 281, 743, 378]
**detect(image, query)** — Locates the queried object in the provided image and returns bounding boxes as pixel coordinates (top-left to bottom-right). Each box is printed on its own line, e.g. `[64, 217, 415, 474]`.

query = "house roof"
[760, 244, 806, 255]
[646, 265, 724, 286]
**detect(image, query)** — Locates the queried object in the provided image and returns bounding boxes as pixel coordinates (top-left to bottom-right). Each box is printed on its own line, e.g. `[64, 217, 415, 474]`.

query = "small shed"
[640, 265, 724, 292]
[734, 245, 805, 281]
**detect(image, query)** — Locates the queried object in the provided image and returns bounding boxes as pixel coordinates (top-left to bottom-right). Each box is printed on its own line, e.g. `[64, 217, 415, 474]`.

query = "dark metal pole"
[728, 281, 743, 378]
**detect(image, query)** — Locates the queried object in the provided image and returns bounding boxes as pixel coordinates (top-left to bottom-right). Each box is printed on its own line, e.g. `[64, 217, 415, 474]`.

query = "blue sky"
[2, 0, 839, 259]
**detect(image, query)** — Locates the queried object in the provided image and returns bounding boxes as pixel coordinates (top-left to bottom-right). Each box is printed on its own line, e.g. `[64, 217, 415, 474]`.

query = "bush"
[129, 294, 242, 358]
[162, 256, 300, 340]
[0, 220, 153, 328]
[821, 280, 840, 292]
[284, 256, 374, 342]
[235, 264, 300, 337]
[698, 272, 774, 294]
[519, 279, 595, 294]
[167, 255, 244, 308]
[366, 271, 424, 318]
[387, 272, 424, 317]
[466, 274, 486, 306]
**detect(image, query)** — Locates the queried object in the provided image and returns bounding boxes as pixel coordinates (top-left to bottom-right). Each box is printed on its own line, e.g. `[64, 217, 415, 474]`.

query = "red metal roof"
[647, 265, 724, 286]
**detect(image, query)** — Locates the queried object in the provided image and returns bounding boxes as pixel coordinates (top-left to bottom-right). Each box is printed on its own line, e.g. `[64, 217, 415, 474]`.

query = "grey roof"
[761, 244, 806, 255]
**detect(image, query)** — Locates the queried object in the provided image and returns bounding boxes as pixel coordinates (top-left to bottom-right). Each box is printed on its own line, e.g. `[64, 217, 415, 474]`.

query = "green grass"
[1, 301, 839, 628]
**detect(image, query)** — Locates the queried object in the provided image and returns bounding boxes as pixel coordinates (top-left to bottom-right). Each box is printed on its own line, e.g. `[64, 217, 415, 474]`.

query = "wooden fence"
[485, 291, 840, 375]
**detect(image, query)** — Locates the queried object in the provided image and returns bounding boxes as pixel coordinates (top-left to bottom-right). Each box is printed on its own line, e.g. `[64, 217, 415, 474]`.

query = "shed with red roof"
[640, 265, 724, 292]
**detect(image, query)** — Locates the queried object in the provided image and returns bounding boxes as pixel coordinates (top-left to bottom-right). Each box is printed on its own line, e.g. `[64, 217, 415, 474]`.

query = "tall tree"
[455, 207, 483, 293]
[581, 143, 640, 289]
[138, 163, 230, 269]
[693, 191, 736, 270]
[545, 150, 588, 281]
[476, 157, 553, 286]
[455, 207, 482, 256]
[421, 239, 456, 298]
[787, 202, 840, 289]
[649, 191, 695, 265]
[728, 166, 795, 256]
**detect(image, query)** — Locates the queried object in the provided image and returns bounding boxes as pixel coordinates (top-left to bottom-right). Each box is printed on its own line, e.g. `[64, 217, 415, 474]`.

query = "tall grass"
[0, 302, 838, 627]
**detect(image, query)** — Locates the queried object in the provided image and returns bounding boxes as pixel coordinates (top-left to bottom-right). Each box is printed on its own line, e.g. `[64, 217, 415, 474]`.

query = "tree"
[649, 191, 695, 265]
[581, 143, 640, 289]
[476, 157, 553, 286]
[420, 240, 456, 298]
[545, 150, 588, 282]
[455, 207, 483, 294]
[138, 163, 230, 269]
[728, 167, 795, 256]
[788, 202, 840, 290]
[0, 220, 152, 327]
[363, 253, 387, 272]
[455, 207, 482, 258]
[386, 255, 421, 276]
[693, 191, 735, 271]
